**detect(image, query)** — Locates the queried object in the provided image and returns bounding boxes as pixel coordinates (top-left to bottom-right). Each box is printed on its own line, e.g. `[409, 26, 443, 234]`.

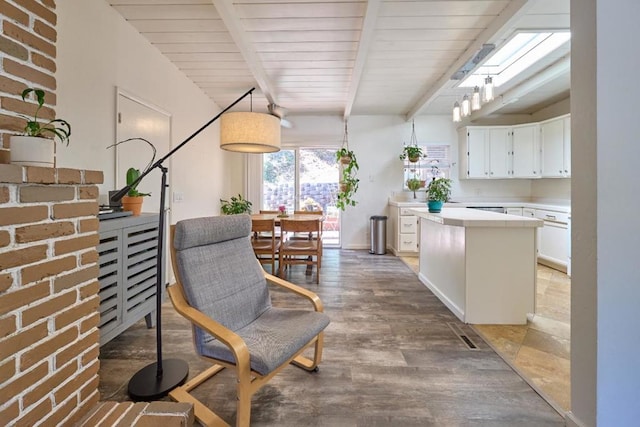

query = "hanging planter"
[335, 121, 359, 210]
[399, 120, 425, 163]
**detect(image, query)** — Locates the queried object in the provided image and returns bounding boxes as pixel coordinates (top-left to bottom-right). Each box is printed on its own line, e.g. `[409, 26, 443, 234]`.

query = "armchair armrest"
[263, 272, 324, 312]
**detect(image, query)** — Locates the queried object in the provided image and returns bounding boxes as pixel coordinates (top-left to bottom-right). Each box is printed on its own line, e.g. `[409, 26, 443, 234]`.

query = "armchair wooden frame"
[167, 226, 325, 427]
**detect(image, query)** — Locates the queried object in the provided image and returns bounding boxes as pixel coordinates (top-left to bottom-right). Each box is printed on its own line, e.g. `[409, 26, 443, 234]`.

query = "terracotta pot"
[408, 155, 420, 163]
[340, 155, 352, 165]
[10, 135, 55, 167]
[339, 182, 350, 193]
[121, 196, 144, 216]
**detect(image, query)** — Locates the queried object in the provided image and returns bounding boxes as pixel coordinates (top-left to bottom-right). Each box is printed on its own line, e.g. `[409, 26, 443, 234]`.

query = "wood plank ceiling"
[109, 0, 570, 121]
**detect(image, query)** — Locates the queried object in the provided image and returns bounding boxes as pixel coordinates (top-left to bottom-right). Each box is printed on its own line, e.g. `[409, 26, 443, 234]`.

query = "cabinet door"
[563, 116, 571, 176]
[540, 119, 565, 177]
[467, 128, 488, 178]
[539, 222, 569, 267]
[488, 128, 511, 178]
[399, 216, 417, 234]
[506, 207, 523, 216]
[512, 125, 539, 178]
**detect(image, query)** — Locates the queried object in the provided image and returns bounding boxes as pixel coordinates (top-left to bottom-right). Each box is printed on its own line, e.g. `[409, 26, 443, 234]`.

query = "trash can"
[369, 215, 387, 255]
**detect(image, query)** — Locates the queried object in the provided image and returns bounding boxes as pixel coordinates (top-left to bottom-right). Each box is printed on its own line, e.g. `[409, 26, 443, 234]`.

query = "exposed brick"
[0, 185, 9, 202]
[22, 289, 76, 326]
[0, 112, 24, 133]
[0, 314, 16, 338]
[0, 229, 9, 247]
[55, 233, 98, 256]
[23, 361, 76, 407]
[0, 358, 16, 383]
[57, 168, 81, 184]
[20, 326, 78, 370]
[3, 21, 56, 58]
[0, 163, 23, 183]
[20, 185, 73, 202]
[79, 374, 100, 404]
[79, 280, 99, 300]
[79, 218, 99, 233]
[15, 221, 75, 243]
[0, 322, 47, 361]
[14, 392, 52, 427]
[0, 1, 29, 25]
[0, 75, 27, 98]
[100, 402, 134, 426]
[80, 312, 99, 335]
[3, 57, 56, 90]
[21, 255, 76, 285]
[55, 296, 98, 330]
[136, 414, 192, 427]
[81, 343, 99, 366]
[56, 329, 99, 369]
[13, 0, 57, 25]
[79, 400, 118, 427]
[0, 34, 28, 60]
[72, 391, 100, 427]
[32, 51, 56, 73]
[53, 201, 98, 219]
[53, 359, 98, 404]
[0, 243, 47, 270]
[80, 249, 98, 265]
[38, 395, 76, 427]
[33, 19, 57, 42]
[53, 265, 98, 293]
[25, 165, 56, 183]
[0, 148, 9, 164]
[79, 185, 99, 200]
[2, 96, 55, 121]
[83, 170, 104, 184]
[0, 272, 13, 292]
[0, 205, 47, 226]
[0, 280, 48, 312]
[114, 402, 148, 427]
[41, 0, 56, 8]
[0, 400, 19, 425]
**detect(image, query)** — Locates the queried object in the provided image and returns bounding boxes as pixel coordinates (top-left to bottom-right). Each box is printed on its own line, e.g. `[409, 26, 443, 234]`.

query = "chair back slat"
[280, 219, 321, 234]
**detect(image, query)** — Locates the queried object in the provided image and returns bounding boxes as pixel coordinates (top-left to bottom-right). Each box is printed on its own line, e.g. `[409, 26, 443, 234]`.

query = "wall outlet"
[173, 191, 184, 203]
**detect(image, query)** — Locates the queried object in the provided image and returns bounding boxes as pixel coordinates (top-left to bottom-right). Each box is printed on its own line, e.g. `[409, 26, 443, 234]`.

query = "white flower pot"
[10, 135, 55, 168]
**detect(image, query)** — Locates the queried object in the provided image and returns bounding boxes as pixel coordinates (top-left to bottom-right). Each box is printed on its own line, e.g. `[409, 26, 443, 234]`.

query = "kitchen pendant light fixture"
[483, 76, 495, 103]
[471, 86, 481, 111]
[220, 90, 281, 153]
[452, 102, 461, 122]
[461, 94, 471, 117]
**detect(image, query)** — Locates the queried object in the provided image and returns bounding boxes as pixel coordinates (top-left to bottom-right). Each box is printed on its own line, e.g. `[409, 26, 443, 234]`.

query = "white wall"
[531, 178, 571, 203]
[56, 0, 243, 222]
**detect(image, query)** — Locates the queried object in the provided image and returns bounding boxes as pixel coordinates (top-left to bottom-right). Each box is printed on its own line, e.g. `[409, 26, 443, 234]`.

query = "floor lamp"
[110, 87, 280, 400]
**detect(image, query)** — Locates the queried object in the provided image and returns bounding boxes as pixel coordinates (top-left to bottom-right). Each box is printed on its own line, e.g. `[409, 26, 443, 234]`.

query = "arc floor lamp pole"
[111, 87, 256, 400]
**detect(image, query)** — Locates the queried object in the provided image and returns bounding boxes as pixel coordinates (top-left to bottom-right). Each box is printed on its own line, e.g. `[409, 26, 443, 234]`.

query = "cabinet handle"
[559, 170, 563, 173]
[564, 170, 568, 173]
[490, 172, 494, 175]
[545, 215, 556, 220]
[533, 171, 536, 174]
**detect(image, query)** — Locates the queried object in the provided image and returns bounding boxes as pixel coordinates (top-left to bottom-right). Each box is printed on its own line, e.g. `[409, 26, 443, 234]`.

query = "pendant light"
[471, 86, 481, 111]
[461, 94, 471, 117]
[483, 76, 495, 103]
[452, 102, 461, 123]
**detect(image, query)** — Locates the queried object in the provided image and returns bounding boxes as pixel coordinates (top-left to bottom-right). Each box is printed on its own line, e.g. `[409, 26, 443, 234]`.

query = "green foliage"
[220, 194, 252, 215]
[426, 178, 452, 202]
[336, 148, 359, 210]
[263, 150, 295, 184]
[399, 145, 424, 162]
[126, 167, 151, 197]
[19, 88, 71, 146]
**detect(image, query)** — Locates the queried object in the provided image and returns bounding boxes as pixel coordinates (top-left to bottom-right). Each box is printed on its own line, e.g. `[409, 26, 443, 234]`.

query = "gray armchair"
[167, 214, 330, 427]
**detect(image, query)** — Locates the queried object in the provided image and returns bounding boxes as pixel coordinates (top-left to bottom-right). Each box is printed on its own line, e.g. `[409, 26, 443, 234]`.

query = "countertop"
[409, 207, 544, 228]
[389, 199, 570, 213]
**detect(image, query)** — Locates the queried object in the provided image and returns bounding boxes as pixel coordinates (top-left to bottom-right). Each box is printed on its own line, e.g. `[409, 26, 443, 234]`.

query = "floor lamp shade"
[220, 112, 281, 153]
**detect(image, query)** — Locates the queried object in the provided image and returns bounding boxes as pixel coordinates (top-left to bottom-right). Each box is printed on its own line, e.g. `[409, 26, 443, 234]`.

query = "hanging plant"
[335, 121, 359, 210]
[399, 120, 425, 163]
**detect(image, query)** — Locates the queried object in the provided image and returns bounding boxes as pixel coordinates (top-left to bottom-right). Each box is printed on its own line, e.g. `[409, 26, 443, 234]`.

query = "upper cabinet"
[540, 115, 571, 178]
[459, 115, 569, 179]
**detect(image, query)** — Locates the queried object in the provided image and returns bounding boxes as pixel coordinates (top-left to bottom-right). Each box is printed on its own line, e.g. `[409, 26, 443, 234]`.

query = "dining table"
[250, 213, 325, 225]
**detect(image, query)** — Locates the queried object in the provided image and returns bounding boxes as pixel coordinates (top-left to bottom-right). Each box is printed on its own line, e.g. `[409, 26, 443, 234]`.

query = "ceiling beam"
[405, 0, 533, 121]
[469, 55, 570, 120]
[212, 0, 277, 106]
[343, 0, 382, 120]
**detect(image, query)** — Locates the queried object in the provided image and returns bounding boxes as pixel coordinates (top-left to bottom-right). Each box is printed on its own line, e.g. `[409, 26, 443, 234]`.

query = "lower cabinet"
[98, 213, 163, 346]
[534, 209, 570, 272]
[389, 205, 419, 255]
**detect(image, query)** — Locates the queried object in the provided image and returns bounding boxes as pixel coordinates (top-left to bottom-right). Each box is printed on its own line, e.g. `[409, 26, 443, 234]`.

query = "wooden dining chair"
[251, 217, 279, 273]
[278, 218, 322, 284]
[258, 210, 282, 239]
[292, 210, 323, 240]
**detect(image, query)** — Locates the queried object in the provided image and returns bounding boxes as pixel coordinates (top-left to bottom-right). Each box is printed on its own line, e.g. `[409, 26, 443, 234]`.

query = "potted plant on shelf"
[406, 177, 422, 199]
[10, 87, 71, 167]
[220, 194, 252, 215]
[121, 167, 151, 216]
[426, 177, 452, 213]
[399, 145, 424, 163]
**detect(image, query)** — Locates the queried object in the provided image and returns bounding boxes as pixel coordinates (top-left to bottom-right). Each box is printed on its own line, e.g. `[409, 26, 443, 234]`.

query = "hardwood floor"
[98, 250, 564, 426]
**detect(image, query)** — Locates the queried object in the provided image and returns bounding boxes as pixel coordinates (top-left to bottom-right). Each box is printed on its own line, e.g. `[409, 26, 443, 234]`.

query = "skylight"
[458, 31, 571, 88]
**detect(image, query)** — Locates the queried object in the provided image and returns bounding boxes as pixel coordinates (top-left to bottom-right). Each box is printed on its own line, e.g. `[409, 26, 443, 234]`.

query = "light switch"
[173, 191, 184, 203]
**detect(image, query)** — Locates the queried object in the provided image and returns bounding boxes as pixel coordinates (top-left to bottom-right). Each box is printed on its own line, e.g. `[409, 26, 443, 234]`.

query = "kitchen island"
[409, 208, 543, 324]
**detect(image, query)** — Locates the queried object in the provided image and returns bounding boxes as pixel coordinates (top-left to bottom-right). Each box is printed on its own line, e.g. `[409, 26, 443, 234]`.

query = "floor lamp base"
[128, 358, 189, 401]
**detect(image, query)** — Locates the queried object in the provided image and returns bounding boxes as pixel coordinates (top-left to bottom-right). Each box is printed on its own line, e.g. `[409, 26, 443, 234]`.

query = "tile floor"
[401, 257, 571, 414]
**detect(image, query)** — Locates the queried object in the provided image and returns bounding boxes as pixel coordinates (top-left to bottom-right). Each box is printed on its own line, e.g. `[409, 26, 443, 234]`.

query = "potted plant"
[220, 194, 252, 215]
[406, 177, 422, 199]
[425, 177, 452, 213]
[337, 175, 359, 210]
[399, 145, 424, 163]
[10, 87, 71, 167]
[121, 167, 151, 216]
[336, 147, 355, 165]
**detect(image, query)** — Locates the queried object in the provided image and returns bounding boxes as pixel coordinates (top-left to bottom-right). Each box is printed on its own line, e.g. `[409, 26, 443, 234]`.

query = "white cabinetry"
[506, 207, 523, 216]
[488, 127, 511, 178]
[388, 205, 419, 255]
[511, 124, 540, 178]
[540, 115, 571, 177]
[534, 209, 570, 271]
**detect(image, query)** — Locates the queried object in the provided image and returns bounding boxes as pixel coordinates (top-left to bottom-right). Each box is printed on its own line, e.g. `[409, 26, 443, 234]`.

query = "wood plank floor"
[98, 249, 564, 426]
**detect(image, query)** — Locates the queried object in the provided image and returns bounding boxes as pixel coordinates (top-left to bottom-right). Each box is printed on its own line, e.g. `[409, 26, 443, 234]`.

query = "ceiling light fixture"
[471, 86, 481, 111]
[483, 76, 495, 103]
[452, 102, 461, 123]
[461, 94, 471, 117]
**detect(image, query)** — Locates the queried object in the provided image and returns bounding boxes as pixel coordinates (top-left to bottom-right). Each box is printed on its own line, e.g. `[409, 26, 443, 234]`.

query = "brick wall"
[0, 164, 104, 426]
[0, 0, 58, 164]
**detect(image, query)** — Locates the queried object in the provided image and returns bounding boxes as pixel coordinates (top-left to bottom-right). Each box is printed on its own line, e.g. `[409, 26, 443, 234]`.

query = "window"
[403, 145, 450, 188]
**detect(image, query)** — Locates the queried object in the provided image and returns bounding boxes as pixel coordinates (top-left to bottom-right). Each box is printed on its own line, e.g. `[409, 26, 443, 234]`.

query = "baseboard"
[537, 257, 568, 273]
